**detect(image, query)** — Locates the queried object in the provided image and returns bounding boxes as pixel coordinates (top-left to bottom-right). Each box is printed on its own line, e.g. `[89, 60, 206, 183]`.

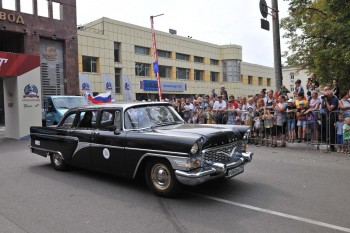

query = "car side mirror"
[114, 128, 121, 135]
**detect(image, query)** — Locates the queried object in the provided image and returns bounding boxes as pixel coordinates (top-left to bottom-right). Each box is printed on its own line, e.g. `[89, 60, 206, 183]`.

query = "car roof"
[72, 101, 172, 111]
[50, 96, 85, 99]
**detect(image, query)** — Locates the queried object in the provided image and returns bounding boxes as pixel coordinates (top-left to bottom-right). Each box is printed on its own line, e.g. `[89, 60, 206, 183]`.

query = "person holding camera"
[321, 89, 339, 151]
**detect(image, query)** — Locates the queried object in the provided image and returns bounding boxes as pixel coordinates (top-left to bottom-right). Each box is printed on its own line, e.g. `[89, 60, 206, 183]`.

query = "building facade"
[0, 0, 79, 125]
[282, 67, 310, 93]
[77, 17, 275, 101]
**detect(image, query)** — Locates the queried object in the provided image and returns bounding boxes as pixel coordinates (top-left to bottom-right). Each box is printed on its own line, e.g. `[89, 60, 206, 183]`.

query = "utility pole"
[271, 0, 283, 91]
[150, 14, 164, 101]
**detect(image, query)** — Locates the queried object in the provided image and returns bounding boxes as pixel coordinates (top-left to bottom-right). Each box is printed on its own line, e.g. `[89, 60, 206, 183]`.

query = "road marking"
[192, 193, 350, 233]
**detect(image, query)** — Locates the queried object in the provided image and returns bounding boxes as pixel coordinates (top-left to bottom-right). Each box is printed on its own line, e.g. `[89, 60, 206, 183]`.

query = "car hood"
[57, 109, 69, 116]
[156, 124, 242, 149]
[125, 124, 247, 154]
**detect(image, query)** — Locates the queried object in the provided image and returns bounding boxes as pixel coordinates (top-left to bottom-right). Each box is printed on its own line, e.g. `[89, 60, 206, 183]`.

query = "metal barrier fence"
[198, 109, 349, 153]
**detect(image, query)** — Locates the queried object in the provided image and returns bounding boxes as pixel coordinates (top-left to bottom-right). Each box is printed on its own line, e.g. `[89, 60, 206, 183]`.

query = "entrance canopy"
[0, 51, 40, 77]
[0, 51, 42, 139]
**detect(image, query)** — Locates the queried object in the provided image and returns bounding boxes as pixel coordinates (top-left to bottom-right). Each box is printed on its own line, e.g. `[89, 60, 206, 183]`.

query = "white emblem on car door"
[103, 148, 110, 159]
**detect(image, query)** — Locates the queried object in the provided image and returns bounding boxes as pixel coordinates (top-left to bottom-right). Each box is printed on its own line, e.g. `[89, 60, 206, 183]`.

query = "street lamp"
[150, 14, 164, 101]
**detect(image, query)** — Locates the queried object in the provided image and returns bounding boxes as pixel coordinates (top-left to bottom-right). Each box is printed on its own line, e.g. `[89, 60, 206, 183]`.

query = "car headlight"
[190, 143, 199, 155]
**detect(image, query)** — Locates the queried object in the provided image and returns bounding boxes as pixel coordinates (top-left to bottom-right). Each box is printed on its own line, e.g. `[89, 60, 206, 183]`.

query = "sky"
[76, 0, 291, 68]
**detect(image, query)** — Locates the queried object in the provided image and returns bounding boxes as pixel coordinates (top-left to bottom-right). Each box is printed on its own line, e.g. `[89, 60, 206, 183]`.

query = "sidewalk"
[253, 139, 329, 153]
[0, 126, 4, 137]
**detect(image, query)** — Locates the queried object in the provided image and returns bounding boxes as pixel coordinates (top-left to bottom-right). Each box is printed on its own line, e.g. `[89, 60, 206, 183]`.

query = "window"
[52, 2, 61, 20]
[99, 110, 116, 130]
[290, 72, 295, 81]
[194, 56, 204, 63]
[82, 56, 98, 73]
[194, 70, 204, 81]
[290, 85, 294, 92]
[115, 68, 121, 93]
[114, 42, 120, 62]
[258, 77, 263, 86]
[176, 68, 189, 80]
[135, 46, 150, 55]
[240, 75, 243, 82]
[135, 63, 150, 76]
[211, 72, 219, 82]
[222, 60, 241, 82]
[2, 0, 15, 10]
[77, 111, 97, 129]
[37, 0, 49, 17]
[267, 78, 271, 86]
[158, 50, 171, 58]
[159, 65, 171, 78]
[248, 75, 253, 85]
[176, 53, 189, 61]
[21, 0, 34, 14]
[60, 112, 77, 129]
[210, 59, 219, 65]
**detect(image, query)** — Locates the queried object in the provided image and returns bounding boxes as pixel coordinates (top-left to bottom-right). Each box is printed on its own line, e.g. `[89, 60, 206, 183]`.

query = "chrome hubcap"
[53, 154, 62, 166]
[151, 163, 171, 190]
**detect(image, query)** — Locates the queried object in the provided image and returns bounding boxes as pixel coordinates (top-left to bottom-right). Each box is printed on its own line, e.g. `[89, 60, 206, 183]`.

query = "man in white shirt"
[213, 96, 227, 124]
[182, 98, 194, 123]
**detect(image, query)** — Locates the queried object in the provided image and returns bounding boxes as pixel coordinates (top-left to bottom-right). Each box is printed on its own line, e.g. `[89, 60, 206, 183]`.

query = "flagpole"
[150, 14, 164, 101]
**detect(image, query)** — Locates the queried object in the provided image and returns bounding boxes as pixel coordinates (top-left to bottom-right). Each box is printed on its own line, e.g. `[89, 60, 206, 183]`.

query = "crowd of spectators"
[170, 74, 350, 153]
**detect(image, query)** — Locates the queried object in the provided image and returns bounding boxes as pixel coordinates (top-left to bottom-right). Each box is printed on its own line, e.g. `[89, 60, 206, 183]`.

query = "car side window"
[60, 112, 77, 128]
[76, 111, 97, 129]
[99, 111, 114, 130]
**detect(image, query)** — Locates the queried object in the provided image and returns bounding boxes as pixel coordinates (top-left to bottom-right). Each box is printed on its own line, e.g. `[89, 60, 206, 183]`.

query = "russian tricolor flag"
[87, 92, 112, 104]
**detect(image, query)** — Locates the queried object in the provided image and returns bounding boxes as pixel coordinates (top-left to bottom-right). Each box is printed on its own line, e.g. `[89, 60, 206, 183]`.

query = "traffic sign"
[260, 0, 268, 18]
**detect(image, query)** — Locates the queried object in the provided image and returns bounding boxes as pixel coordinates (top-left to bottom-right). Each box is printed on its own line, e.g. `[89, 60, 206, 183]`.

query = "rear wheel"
[145, 159, 182, 197]
[50, 153, 68, 171]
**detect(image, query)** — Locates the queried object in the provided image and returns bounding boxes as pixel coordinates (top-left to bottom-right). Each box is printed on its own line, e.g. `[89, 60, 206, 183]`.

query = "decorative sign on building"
[140, 80, 186, 92]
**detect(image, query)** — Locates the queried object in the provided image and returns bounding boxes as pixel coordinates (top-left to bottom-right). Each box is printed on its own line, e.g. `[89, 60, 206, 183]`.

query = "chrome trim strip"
[175, 168, 216, 178]
[132, 153, 189, 178]
[201, 142, 239, 153]
[90, 143, 124, 150]
[31, 133, 79, 141]
[125, 147, 188, 156]
[175, 159, 246, 186]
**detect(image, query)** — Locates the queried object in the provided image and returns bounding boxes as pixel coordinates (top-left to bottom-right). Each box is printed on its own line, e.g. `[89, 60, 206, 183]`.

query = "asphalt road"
[1, 138, 350, 233]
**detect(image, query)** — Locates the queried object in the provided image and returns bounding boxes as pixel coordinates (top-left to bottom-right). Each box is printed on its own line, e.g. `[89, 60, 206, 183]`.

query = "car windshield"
[124, 105, 184, 129]
[53, 97, 88, 109]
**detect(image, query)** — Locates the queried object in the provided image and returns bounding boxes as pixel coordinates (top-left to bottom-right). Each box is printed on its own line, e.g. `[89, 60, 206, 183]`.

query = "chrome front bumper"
[175, 151, 253, 186]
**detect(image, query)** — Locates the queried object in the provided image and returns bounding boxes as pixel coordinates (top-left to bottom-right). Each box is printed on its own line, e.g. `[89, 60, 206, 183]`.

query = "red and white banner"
[0, 51, 40, 77]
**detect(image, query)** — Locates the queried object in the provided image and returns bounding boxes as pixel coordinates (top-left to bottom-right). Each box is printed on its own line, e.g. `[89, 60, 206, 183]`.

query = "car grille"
[202, 141, 242, 163]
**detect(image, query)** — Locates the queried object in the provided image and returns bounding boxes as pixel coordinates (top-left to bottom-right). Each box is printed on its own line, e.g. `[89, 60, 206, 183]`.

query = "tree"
[281, 0, 350, 90]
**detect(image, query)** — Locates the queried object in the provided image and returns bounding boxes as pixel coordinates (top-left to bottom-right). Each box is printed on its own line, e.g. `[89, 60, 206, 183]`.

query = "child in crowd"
[197, 105, 205, 124]
[335, 113, 344, 153]
[286, 99, 296, 142]
[262, 108, 273, 146]
[205, 106, 215, 124]
[245, 107, 254, 129]
[343, 117, 350, 154]
[191, 104, 199, 124]
[296, 101, 308, 143]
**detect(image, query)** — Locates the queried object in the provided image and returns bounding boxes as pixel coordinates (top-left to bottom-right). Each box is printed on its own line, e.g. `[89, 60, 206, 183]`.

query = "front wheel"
[145, 159, 182, 197]
[50, 153, 69, 171]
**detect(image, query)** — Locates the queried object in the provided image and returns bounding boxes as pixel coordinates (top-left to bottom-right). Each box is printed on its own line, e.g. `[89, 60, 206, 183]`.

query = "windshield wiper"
[154, 122, 180, 127]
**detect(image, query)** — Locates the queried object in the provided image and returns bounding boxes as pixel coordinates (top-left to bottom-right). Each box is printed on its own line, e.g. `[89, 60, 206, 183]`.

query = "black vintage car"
[30, 102, 253, 197]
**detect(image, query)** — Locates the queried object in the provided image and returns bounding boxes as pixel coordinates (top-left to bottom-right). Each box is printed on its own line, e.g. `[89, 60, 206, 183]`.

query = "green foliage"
[281, 0, 350, 89]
